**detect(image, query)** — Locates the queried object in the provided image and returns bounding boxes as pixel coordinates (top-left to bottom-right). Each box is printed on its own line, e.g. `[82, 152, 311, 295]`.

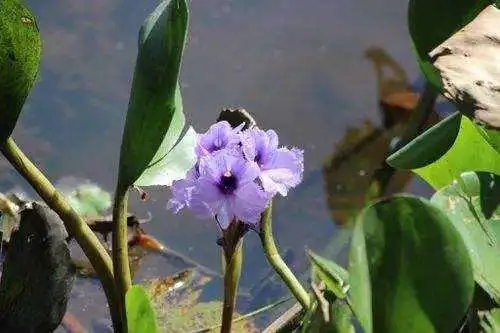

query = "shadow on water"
[0, 0, 446, 331]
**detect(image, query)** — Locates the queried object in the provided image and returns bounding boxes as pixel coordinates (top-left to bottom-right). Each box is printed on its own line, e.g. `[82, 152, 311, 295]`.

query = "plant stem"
[260, 200, 311, 309]
[0, 137, 123, 331]
[112, 185, 132, 331]
[221, 238, 243, 333]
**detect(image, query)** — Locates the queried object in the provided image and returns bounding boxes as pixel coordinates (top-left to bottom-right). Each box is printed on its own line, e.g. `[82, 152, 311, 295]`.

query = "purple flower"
[189, 150, 270, 229]
[241, 128, 303, 196]
[195, 121, 244, 157]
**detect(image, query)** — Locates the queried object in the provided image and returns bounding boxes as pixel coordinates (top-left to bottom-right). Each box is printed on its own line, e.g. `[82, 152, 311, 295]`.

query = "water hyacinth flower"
[195, 121, 243, 157]
[168, 120, 304, 230]
[241, 128, 303, 196]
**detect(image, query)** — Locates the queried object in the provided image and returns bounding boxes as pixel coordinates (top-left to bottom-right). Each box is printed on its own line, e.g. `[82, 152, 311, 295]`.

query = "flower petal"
[233, 183, 270, 226]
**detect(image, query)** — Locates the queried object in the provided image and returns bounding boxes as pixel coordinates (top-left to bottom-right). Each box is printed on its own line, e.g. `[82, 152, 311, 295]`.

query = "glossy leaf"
[307, 250, 349, 300]
[117, 0, 189, 188]
[126, 285, 158, 333]
[431, 172, 500, 303]
[0, 0, 41, 141]
[347, 218, 372, 333]
[408, 0, 489, 89]
[348, 196, 474, 333]
[387, 112, 461, 170]
[135, 126, 196, 186]
[388, 115, 500, 190]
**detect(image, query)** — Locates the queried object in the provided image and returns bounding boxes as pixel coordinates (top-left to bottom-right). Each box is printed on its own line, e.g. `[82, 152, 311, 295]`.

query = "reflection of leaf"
[431, 172, 500, 303]
[126, 285, 158, 333]
[323, 121, 412, 225]
[388, 115, 500, 190]
[348, 196, 474, 333]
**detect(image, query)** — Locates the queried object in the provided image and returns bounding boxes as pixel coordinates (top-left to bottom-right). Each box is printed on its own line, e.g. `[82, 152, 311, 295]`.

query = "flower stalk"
[220, 221, 245, 333]
[0, 137, 123, 331]
[260, 200, 310, 309]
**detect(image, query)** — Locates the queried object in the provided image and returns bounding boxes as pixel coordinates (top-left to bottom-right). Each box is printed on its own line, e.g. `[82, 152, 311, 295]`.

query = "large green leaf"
[117, 0, 189, 188]
[0, 0, 41, 142]
[408, 0, 489, 89]
[347, 218, 372, 333]
[348, 196, 474, 333]
[126, 285, 158, 333]
[431, 172, 500, 303]
[388, 115, 500, 190]
[387, 112, 461, 170]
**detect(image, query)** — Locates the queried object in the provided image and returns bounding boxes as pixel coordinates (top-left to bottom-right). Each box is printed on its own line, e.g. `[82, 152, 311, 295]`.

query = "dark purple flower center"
[218, 171, 238, 195]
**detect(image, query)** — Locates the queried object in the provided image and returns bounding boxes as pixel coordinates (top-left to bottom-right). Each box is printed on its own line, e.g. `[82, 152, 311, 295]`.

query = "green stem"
[0, 137, 122, 331]
[260, 200, 311, 309]
[221, 238, 243, 333]
[112, 185, 132, 331]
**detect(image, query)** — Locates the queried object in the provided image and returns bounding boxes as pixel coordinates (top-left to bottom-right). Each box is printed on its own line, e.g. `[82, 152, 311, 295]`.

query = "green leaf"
[0, 0, 41, 141]
[431, 172, 500, 303]
[307, 250, 349, 300]
[347, 217, 372, 333]
[387, 112, 461, 170]
[348, 195, 474, 333]
[301, 299, 355, 333]
[408, 0, 489, 89]
[479, 308, 500, 333]
[135, 126, 196, 186]
[117, 0, 189, 188]
[388, 115, 500, 190]
[126, 285, 158, 333]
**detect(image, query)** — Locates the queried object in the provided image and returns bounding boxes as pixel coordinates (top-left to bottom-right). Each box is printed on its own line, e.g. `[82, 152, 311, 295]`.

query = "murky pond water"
[0, 0, 439, 331]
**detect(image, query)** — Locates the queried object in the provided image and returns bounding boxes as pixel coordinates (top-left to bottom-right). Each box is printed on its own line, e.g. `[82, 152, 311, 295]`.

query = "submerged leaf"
[117, 0, 190, 188]
[431, 172, 500, 303]
[348, 196, 474, 333]
[59, 182, 112, 218]
[0, 0, 41, 141]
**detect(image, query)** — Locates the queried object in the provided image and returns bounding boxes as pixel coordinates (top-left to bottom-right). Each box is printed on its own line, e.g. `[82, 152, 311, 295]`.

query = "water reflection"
[0, 0, 438, 331]
[323, 46, 439, 227]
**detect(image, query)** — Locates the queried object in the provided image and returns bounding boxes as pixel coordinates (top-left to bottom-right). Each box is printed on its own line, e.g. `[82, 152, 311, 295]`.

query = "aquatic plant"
[1, 0, 500, 332]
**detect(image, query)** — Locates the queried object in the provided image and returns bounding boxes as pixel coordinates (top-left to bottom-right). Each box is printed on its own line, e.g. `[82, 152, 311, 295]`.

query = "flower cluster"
[167, 121, 304, 230]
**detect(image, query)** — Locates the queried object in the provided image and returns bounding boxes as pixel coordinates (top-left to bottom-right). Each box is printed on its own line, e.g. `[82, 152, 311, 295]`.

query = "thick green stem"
[260, 201, 311, 309]
[221, 238, 243, 333]
[0, 137, 123, 331]
[112, 185, 132, 331]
